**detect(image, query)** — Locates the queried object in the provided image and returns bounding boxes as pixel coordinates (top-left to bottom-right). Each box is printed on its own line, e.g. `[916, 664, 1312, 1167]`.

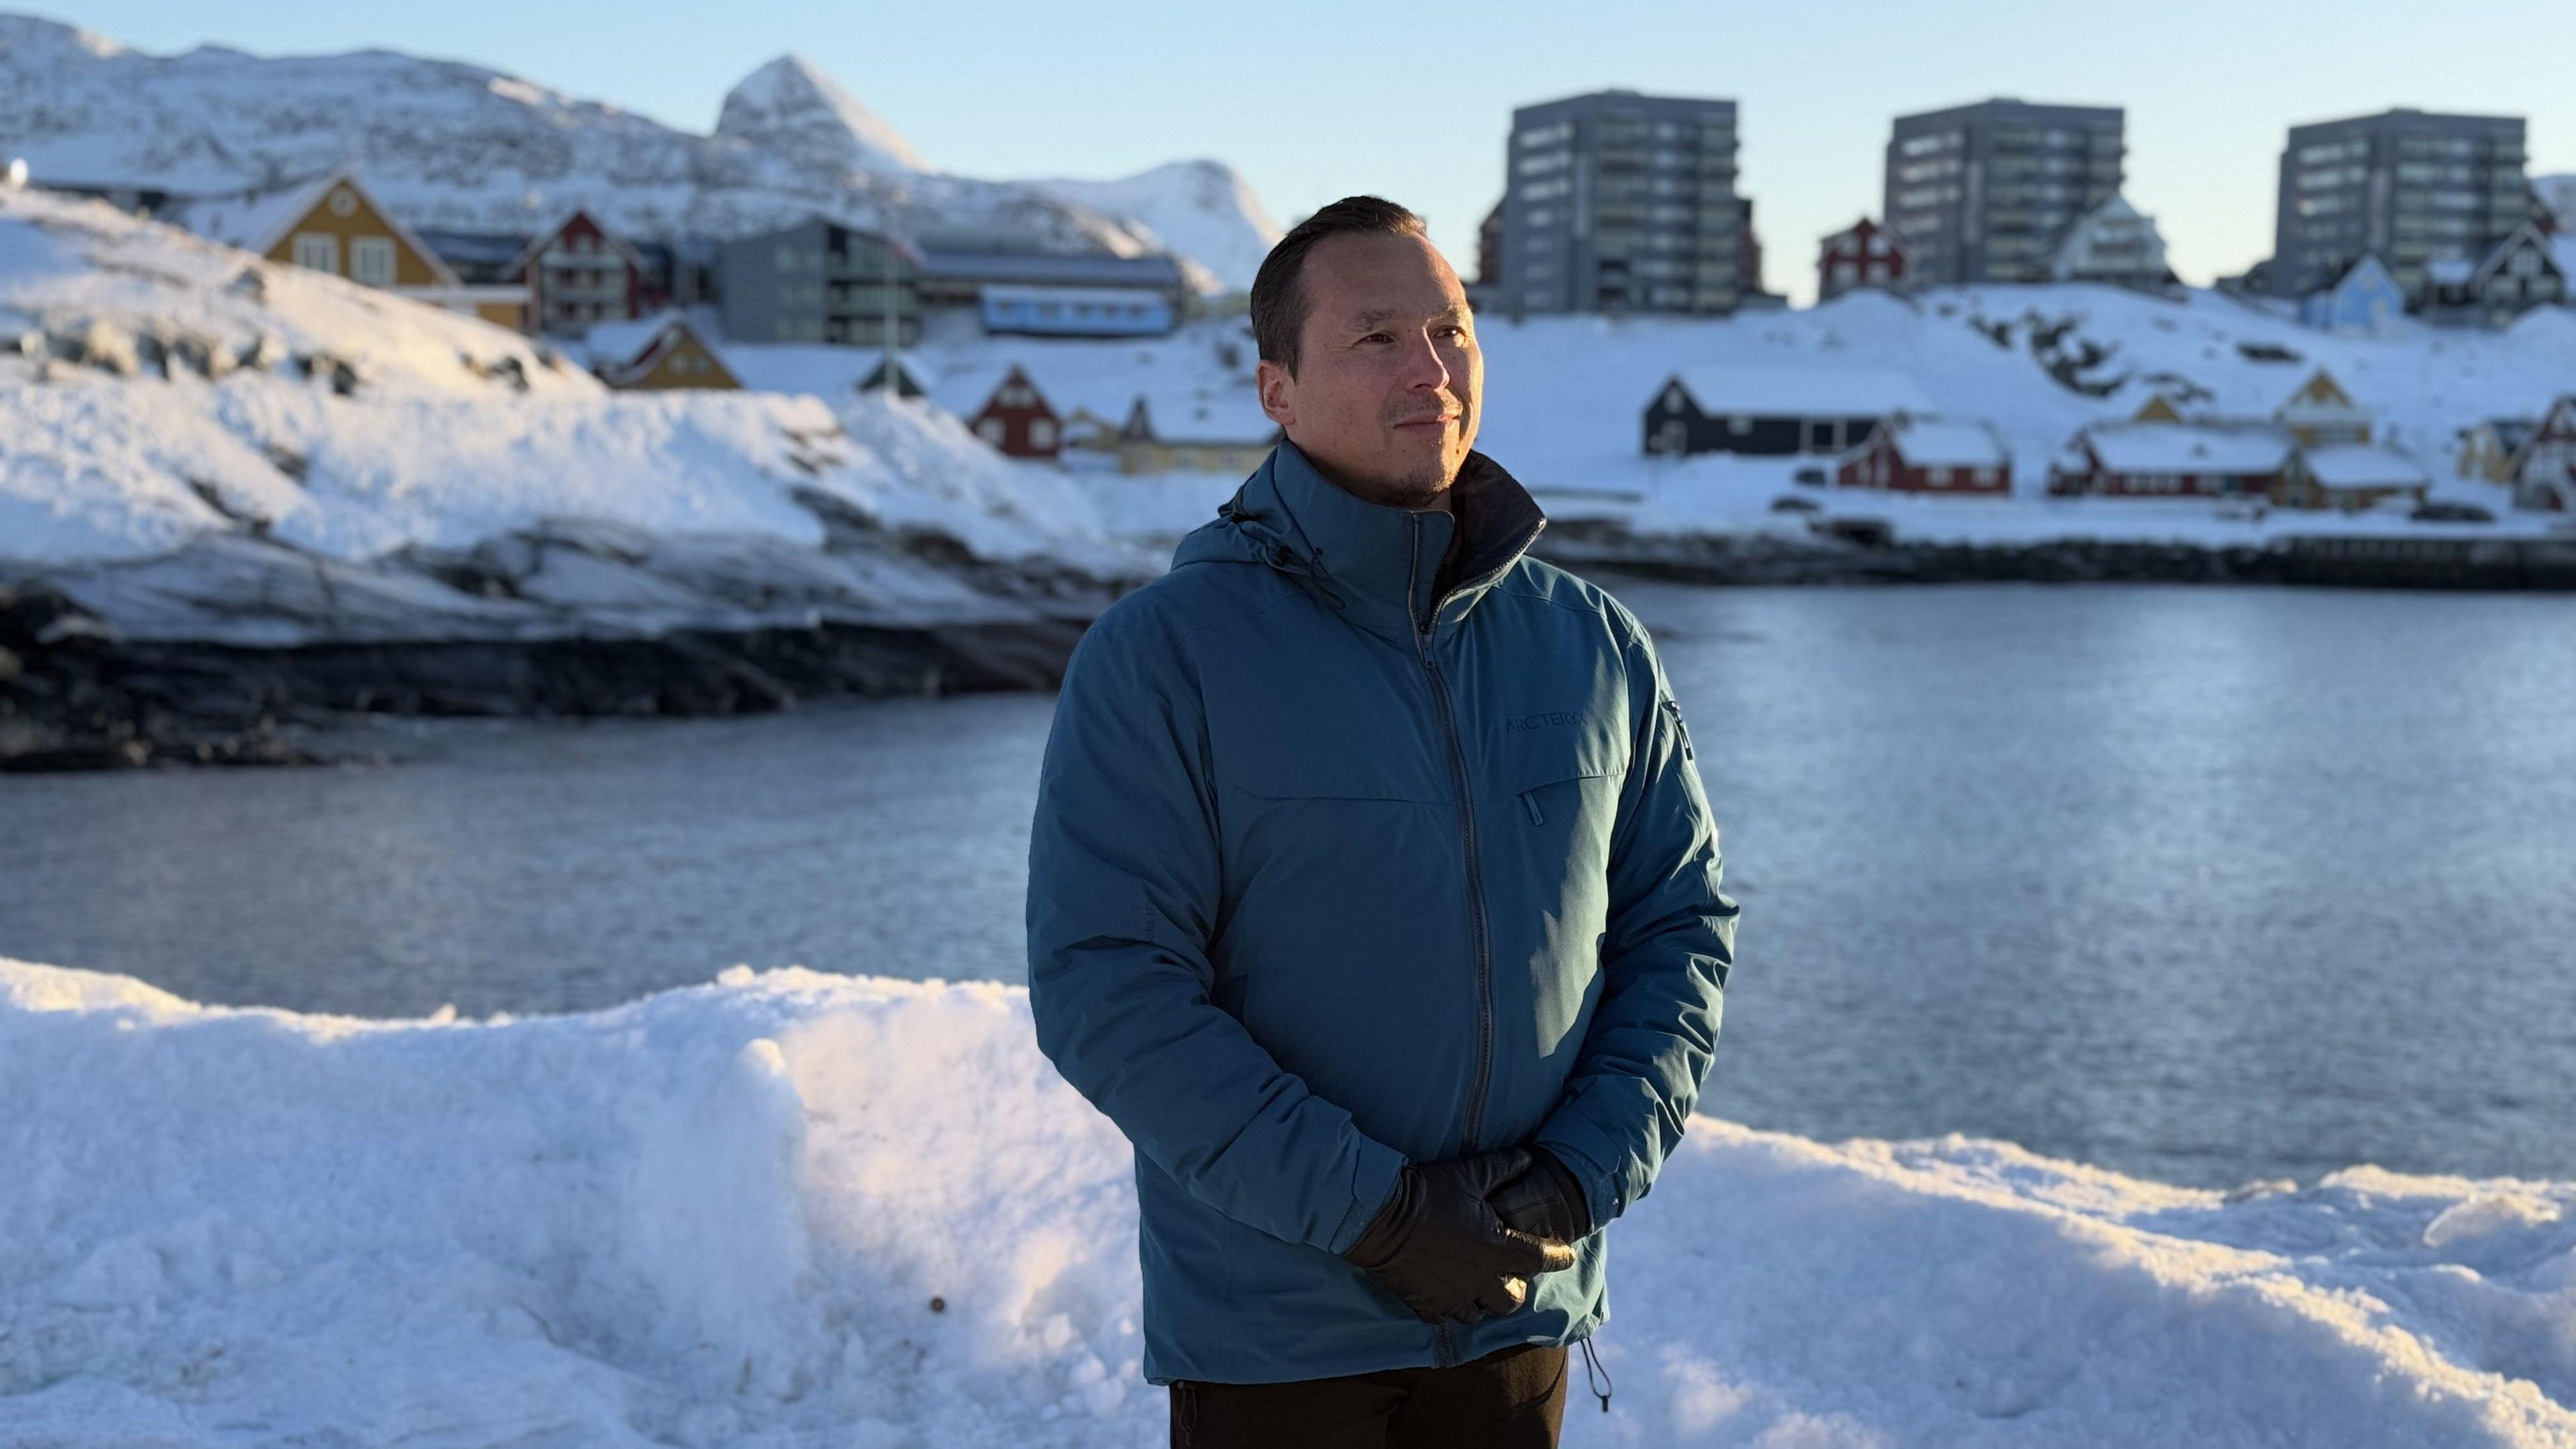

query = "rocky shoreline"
[11, 524, 2575, 773]
[1, 580, 1092, 771]
[1533, 521, 2576, 590]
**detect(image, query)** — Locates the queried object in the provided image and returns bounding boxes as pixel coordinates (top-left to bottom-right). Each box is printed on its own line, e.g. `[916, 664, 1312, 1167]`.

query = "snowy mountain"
[712, 54, 932, 179]
[0, 13, 1273, 288]
[1032, 160, 1283, 293]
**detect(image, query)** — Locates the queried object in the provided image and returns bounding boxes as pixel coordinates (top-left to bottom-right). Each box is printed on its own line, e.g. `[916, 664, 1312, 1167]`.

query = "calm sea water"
[8, 581, 2575, 1190]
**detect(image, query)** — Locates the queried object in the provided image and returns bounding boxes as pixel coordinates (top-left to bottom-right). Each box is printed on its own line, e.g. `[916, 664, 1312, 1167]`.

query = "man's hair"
[1250, 195, 1427, 376]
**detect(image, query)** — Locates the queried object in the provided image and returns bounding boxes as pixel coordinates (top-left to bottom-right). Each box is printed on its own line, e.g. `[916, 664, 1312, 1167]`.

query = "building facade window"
[291, 233, 339, 274]
[350, 236, 396, 287]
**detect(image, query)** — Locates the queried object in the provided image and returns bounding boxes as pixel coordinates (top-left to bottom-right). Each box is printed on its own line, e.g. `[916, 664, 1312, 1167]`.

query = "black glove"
[1486, 1146, 1593, 1244]
[1342, 1148, 1576, 1325]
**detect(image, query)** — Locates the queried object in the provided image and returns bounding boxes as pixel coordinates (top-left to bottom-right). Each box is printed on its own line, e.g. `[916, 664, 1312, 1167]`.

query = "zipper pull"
[1521, 791, 1545, 826]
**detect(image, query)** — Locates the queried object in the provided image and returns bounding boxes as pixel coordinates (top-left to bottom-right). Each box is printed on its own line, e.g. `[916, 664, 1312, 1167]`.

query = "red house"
[2048, 422, 2293, 498]
[1837, 416, 2010, 493]
[508, 209, 655, 339]
[942, 364, 1063, 459]
[1817, 217, 1909, 301]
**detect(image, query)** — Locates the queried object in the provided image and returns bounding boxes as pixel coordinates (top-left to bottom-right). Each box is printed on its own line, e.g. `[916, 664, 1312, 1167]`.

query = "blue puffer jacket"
[1026, 438, 1737, 1385]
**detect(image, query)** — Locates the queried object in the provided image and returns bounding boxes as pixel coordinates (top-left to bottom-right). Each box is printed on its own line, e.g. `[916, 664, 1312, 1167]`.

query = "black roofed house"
[2421, 223, 2567, 329]
[1644, 366, 1936, 458]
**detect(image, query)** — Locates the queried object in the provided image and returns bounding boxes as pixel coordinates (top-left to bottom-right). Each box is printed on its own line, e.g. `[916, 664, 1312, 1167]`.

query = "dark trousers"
[1169, 1342, 1568, 1448]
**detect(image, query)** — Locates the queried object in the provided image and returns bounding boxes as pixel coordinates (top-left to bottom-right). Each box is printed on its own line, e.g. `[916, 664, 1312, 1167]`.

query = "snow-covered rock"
[2, 953, 2571, 1447]
[1030, 159, 1282, 294]
[0, 13, 1266, 288]
[712, 54, 932, 179]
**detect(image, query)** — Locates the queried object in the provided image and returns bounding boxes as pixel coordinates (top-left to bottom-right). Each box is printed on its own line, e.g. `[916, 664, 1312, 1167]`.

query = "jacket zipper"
[1409, 515, 1490, 1372]
[1404, 507, 1545, 1368]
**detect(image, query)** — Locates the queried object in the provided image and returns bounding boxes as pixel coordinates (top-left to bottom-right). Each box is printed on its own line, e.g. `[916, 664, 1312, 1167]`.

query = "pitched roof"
[592, 314, 737, 388]
[2082, 422, 2294, 474]
[1128, 389, 1275, 445]
[170, 169, 460, 288]
[2299, 444, 2428, 489]
[1668, 366, 1935, 417]
[927, 360, 1040, 419]
[1880, 416, 2008, 469]
[504, 207, 649, 281]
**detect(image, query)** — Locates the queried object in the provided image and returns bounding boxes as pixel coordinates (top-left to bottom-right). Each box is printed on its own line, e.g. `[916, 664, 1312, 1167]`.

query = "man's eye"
[1360, 333, 1393, 344]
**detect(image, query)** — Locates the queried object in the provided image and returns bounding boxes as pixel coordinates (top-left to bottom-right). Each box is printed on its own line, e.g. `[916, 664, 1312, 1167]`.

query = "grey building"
[716, 217, 920, 347]
[1497, 89, 1746, 316]
[2266, 109, 2531, 301]
[1884, 99, 2125, 284]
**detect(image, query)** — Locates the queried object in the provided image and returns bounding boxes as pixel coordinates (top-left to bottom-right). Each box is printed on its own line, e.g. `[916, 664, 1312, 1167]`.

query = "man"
[1026, 196, 1737, 1447]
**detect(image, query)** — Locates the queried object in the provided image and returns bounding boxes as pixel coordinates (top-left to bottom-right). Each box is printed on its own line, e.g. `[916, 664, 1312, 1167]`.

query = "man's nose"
[1398, 331, 1451, 392]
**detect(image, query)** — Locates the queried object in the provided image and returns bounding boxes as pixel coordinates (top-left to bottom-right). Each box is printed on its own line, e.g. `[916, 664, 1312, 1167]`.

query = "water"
[7, 581, 2574, 1190]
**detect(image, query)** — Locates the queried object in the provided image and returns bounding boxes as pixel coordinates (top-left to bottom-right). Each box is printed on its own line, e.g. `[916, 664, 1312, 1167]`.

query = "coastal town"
[13, 52, 2576, 523]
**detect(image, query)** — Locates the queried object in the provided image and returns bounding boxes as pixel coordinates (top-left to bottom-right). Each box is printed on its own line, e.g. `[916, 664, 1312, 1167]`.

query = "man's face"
[1257, 230, 1482, 508]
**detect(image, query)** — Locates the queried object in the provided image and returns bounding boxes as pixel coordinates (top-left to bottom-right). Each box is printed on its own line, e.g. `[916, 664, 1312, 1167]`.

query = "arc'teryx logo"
[1502, 710, 1585, 734]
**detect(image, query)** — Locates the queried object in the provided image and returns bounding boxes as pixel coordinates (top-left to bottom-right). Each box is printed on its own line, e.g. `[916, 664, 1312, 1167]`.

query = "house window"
[976, 418, 1006, 446]
[291, 233, 339, 274]
[1030, 419, 1057, 450]
[350, 236, 396, 287]
[327, 187, 358, 217]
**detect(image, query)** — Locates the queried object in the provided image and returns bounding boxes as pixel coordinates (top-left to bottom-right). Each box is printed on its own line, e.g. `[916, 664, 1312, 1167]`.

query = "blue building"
[2299, 254, 2408, 335]
[977, 283, 1175, 338]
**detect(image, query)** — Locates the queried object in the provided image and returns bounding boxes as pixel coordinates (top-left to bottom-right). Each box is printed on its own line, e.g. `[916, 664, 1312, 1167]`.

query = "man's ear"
[1256, 359, 1295, 429]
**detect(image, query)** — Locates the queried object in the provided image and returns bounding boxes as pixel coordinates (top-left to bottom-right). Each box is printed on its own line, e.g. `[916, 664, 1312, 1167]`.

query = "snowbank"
[5, 957, 2571, 1447]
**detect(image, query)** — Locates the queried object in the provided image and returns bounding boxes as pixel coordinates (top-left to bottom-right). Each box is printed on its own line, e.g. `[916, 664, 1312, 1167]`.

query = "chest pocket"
[1487, 708, 1629, 826]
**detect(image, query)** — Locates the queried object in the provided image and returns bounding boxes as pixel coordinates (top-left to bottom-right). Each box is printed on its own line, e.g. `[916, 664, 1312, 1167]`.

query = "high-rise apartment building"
[1884, 99, 2125, 284]
[1497, 89, 1746, 316]
[2267, 109, 2531, 300]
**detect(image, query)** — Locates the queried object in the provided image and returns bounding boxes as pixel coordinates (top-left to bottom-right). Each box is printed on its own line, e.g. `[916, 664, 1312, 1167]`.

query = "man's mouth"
[1393, 414, 1459, 430]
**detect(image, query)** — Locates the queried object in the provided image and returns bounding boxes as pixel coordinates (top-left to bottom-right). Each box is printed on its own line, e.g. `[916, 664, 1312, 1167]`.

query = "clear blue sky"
[33, 0, 2576, 303]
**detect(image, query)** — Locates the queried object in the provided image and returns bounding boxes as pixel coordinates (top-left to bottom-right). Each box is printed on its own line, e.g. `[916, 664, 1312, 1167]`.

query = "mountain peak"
[714, 53, 928, 177]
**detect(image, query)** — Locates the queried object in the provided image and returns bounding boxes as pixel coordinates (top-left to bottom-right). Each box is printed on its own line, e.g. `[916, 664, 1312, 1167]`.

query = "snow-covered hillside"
[0, 13, 1278, 290]
[0, 184, 1144, 645]
[3, 954, 2571, 1448]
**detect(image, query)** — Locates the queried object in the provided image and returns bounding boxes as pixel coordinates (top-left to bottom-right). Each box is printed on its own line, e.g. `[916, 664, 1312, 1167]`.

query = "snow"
[2081, 421, 2296, 474]
[2, 954, 2571, 1447]
[1882, 416, 2009, 469]
[1670, 364, 1937, 418]
[1029, 160, 1283, 294]
[2302, 443, 2432, 490]
[712, 54, 933, 178]
[158, 172, 341, 254]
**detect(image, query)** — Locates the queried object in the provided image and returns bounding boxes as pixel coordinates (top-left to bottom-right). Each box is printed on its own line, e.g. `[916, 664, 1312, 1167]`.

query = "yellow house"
[593, 315, 741, 391]
[2274, 368, 2373, 447]
[2131, 393, 2187, 424]
[172, 170, 528, 329]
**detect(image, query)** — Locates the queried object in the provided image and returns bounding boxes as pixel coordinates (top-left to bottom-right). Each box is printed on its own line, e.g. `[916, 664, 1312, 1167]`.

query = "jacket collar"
[1181, 438, 1548, 646]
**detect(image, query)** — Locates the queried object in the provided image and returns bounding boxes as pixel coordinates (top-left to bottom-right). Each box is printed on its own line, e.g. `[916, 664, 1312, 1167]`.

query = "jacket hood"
[1172, 439, 1548, 645]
